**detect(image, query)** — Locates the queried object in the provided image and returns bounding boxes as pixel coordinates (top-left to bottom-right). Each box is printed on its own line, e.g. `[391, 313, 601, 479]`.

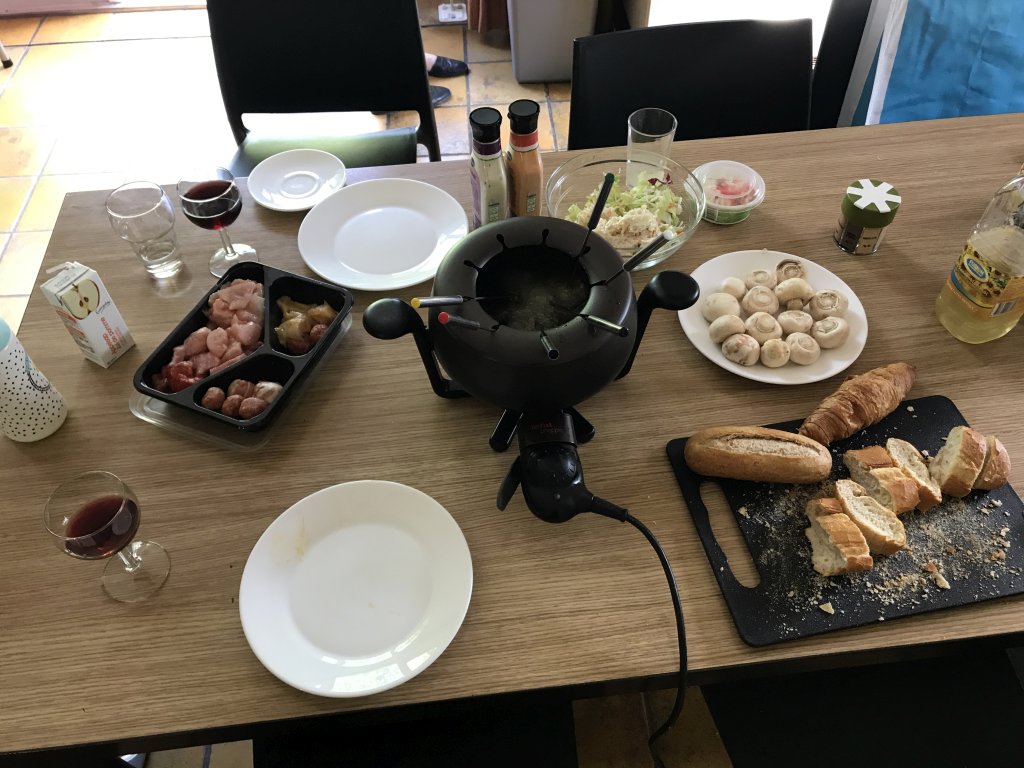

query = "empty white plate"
[247, 149, 347, 212]
[239, 480, 473, 697]
[297, 178, 468, 291]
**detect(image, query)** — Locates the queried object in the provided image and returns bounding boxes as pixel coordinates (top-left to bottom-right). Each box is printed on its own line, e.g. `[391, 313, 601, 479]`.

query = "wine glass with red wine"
[43, 471, 171, 603]
[177, 167, 258, 277]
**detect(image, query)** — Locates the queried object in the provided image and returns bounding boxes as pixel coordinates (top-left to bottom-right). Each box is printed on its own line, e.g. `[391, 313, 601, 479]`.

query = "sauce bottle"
[506, 99, 543, 217]
[469, 107, 509, 228]
[935, 174, 1024, 343]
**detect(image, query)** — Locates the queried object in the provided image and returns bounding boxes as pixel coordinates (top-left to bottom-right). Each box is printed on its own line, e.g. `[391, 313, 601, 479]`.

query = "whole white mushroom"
[744, 268, 777, 290]
[807, 289, 849, 320]
[720, 276, 747, 299]
[777, 310, 814, 335]
[708, 314, 745, 344]
[721, 333, 760, 366]
[811, 317, 850, 349]
[786, 332, 821, 365]
[701, 292, 742, 323]
[760, 338, 791, 368]
[744, 312, 783, 344]
[740, 285, 780, 316]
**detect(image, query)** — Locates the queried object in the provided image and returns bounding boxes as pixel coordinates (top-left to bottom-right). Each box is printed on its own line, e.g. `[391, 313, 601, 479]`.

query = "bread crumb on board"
[738, 506, 750, 519]
[922, 561, 951, 589]
[819, 602, 835, 614]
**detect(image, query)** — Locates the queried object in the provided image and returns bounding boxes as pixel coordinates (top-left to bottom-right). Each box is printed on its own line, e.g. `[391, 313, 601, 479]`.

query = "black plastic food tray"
[666, 396, 1024, 647]
[133, 262, 354, 431]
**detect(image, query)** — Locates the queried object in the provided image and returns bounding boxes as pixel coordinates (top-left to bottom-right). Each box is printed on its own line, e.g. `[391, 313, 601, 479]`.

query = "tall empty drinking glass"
[43, 471, 171, 603]
[106, 182, 183, 278]
[627, 108, 678, 156]
[177, 168, 258, 277]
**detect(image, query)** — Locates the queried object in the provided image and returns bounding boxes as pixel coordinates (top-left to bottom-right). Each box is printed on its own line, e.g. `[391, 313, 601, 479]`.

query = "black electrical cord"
[591, 508, 687, 768]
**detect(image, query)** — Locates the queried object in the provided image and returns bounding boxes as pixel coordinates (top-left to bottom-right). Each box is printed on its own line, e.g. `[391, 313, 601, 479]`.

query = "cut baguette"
[974, 435, 1011, 490]
[804, 498, 873, 576]
[683, 426, 832, 484]
[834, 479, 906, 555]
[843, 447, 919, 514]
[886, 438, 942, 511]
[929, 426, 987, 497]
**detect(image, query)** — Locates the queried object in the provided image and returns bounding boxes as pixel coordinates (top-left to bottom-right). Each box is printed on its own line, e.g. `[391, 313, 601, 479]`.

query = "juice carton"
[40, 261, 135, 368]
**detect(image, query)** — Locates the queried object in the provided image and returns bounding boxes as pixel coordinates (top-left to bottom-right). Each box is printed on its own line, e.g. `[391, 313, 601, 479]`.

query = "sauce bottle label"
[946, 241, 1024, 317]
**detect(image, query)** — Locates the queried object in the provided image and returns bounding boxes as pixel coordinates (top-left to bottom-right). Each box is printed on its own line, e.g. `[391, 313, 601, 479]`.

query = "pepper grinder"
[0, 317, 68, 442]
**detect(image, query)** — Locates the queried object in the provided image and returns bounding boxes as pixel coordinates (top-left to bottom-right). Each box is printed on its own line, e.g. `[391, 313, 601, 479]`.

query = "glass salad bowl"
[545, 148, 706, 270]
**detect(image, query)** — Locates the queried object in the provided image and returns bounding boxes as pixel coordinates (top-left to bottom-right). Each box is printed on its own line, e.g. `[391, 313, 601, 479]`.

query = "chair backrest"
[206, 0, 440, 160]
[810, 0, 873, 129]
[568, 19, 813, 150]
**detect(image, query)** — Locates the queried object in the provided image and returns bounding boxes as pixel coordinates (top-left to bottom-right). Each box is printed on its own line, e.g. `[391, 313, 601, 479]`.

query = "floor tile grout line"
[26, 35, 213, 46]
[5, 127, 60, 244]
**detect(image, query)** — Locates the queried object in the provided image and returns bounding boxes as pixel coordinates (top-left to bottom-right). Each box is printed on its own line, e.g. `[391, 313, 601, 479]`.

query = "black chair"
[567, 19, 813, 150]
[810, 0, 874, 129]
[205, 0, 441, 175]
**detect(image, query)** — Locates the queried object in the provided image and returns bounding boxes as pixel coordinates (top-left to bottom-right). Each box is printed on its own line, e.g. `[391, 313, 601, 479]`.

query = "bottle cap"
[507, 100, 540, 134]
[841, 179, 901, 228]
[469, 107, 503, 143]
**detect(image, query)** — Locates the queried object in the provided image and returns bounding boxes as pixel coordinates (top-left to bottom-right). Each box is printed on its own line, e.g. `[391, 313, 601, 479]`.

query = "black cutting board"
[666, 396, 1024, 647]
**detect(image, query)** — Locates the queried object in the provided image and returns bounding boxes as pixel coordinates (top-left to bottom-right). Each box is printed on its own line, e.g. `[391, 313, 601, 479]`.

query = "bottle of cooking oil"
[936, 175, 1024, 343]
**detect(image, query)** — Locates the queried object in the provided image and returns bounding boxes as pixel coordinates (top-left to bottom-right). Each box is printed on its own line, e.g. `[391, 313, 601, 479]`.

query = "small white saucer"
[247, 149, 347, 212]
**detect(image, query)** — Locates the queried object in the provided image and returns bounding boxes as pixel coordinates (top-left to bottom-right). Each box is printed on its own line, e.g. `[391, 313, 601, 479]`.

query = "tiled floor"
[0, 9, 729, 767]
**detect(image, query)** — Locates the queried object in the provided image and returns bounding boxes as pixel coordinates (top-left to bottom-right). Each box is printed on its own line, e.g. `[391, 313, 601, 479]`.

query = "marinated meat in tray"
[152, 279, 265, 392]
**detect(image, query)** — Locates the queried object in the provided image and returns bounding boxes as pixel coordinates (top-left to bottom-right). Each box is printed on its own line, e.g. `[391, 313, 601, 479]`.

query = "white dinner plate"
[247, 149, 347, 212]
[297, 178, 468, 290]
[678, 250, 868, 385]
[239, 480, 473, 698]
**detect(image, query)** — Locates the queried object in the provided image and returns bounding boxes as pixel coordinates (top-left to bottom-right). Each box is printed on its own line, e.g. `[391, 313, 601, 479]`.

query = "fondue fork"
[539, 331, 559, 360]
[575, 172, 617, 259]
[580, 314, 629, 337]
[593, 230, 675, 287]
[411, 295, 498, 309]
[437, 311, 498, 332]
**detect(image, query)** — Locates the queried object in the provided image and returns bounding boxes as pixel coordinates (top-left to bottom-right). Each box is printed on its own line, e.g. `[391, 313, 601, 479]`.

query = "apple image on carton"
[61, 279, 101, 320]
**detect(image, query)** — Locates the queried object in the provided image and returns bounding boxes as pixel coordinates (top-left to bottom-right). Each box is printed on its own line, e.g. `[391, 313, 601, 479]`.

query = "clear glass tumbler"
[106, 182, 183, 279]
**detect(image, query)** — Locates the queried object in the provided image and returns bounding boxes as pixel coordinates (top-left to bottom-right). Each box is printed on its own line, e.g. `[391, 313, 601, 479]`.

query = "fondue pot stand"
[363, 217, 699, 523]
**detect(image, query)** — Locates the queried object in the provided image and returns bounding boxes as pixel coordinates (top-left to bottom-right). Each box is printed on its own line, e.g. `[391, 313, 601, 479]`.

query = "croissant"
[798, 363, 917, 446]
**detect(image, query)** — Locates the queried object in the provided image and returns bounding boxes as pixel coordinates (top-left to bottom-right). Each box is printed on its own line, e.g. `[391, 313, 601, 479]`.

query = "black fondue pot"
[363, 216, 699, 522]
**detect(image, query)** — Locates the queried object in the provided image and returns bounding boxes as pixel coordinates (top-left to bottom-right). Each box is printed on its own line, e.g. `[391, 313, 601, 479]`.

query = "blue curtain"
[872, 0, 1024, 123]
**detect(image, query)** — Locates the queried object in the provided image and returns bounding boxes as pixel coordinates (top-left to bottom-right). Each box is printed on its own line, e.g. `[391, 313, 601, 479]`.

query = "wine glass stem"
[218, 227, 237, 256]
[118, 544, 143, 574]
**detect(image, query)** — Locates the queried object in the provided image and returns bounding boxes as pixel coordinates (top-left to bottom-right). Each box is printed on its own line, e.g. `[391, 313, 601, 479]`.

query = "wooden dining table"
[3, 113, 1024, 760]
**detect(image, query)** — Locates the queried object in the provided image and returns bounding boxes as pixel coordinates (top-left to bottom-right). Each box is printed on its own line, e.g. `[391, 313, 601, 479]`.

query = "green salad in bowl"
[547, 148, 705, 269]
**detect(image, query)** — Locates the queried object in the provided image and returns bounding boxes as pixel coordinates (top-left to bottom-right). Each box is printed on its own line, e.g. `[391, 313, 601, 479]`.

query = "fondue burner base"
[489, 407, 594, 452]
[496, 409, 624, 524]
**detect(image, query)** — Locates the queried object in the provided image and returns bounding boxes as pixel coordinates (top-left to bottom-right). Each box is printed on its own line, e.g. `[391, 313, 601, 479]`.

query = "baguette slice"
[974, 435, 1011, 490]
[929, 426, 987, 497]
[684, 426, 833, 484]
[834, 479, 906, 555]
[886, 438, 942, 511]
[843, 447, 919, 514]
[804, 498, 873, 576]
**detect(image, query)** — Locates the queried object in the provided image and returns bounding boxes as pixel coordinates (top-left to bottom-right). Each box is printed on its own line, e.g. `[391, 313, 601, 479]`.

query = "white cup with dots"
[0, 318, 68, 442]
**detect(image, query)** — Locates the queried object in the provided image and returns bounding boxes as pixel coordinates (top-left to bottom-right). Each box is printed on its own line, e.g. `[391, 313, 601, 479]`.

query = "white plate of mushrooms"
[678, 250, 868, 385]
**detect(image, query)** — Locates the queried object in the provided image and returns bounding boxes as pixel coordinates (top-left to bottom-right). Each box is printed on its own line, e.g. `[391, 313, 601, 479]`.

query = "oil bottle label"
[946, 242, 1024, 318]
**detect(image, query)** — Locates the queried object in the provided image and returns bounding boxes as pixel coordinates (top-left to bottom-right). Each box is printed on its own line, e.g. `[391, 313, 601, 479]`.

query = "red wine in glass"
[177, 167, 258, 277]
[64, 495, 141, 559]
[180, 180, 242, 230]
[44, 471, 171, 603]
